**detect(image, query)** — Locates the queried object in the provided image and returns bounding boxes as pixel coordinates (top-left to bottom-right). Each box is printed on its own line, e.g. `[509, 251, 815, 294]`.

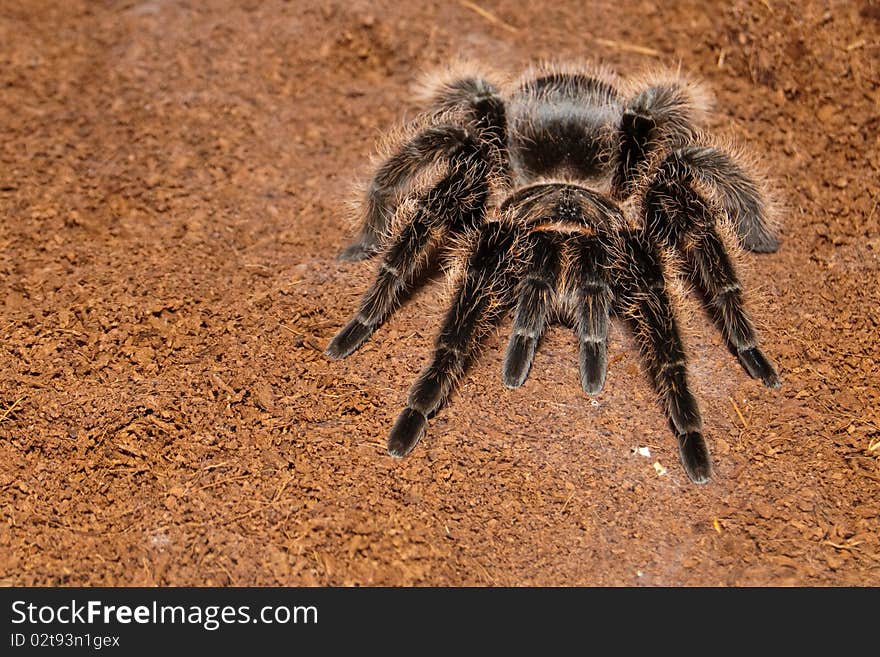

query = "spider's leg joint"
[435, 342, 464, 358]
[523, 274, 555, 289]
[660, 358, 686, 374]
[704, 282, 743, 310]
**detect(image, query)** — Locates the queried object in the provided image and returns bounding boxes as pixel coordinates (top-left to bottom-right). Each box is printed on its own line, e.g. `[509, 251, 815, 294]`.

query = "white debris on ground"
[653, 461, 668, 477]
[632, 446, 651, 458]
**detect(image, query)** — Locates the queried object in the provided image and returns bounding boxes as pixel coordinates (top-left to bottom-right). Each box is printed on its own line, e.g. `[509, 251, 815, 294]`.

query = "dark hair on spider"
[326, 60, 781, 484]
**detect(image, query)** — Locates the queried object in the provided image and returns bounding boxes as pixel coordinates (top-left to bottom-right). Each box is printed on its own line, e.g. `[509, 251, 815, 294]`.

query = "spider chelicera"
[325, 62, 781, 483]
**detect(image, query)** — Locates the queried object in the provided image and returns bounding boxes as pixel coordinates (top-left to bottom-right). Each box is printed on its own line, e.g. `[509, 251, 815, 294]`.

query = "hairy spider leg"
[613, 77, 705, 198]
[613, 109, 656, 199]
[689, 228, 779, 387]
[675, 145, 779, 253]
[502, 229, 560, 389]
[340, 76, 508, 261]
[647, 151, 780, 387]
[326, 139, 492, 359]
[426, 76, 508, 148]
[387, 223, 519, 457]
[339, 126, 472, 261]
[617, 231, 712, 484]
[571, 231, 613, 395]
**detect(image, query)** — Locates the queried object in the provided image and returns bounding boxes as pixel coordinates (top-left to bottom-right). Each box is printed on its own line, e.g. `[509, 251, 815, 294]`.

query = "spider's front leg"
[387, 222, 518, 457]
[617, 231, 712, 484]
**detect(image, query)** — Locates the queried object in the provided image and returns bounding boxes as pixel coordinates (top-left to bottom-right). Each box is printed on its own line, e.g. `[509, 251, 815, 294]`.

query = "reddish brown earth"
[1, 0, 878, 586]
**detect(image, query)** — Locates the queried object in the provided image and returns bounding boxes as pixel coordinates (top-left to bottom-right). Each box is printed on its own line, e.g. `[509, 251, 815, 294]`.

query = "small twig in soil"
[473, 558, 495, 585]
[729, 397, 749, 428]
[202, 460, 234, 471]
[142, 557, 155, 586]
[194, 474, 250, 493]
[560, 491, 576, 515]
[866, 194, 878, 225]
[594, 38, 661, 57]
[845, 39, 866, 52]
[458, 0, 518, 34]
[0, 396, 25, 424]
[824, 539, 863, 551]
[272, 474, 297, 503]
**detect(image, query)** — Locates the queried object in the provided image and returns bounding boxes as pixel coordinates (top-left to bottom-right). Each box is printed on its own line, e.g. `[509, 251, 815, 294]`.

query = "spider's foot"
[337, 241, 379, 262]
[677, 431, 712, 484]
[579, 340, 607, 395]
[325, 318, 374, 359]
[387, 408, 427, 458]
[738, 346, 780, 389]
[502, 335, 537, 389]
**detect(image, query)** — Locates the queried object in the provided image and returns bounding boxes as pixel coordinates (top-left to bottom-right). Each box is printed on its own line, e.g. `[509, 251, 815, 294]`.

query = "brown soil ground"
[1, 0, 878, 587]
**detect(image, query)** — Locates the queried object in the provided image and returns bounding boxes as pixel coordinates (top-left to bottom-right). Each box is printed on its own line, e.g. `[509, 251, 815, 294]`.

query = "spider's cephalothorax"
[325, 62, 781, 484]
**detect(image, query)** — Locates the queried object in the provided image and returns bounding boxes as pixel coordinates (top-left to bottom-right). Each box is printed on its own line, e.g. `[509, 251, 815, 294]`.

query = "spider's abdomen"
[509, 73, 622, 182]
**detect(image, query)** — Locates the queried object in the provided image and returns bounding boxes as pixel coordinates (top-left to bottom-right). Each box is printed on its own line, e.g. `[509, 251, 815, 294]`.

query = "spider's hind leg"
[341, 73, 507, 261]
[327, 138, 494, 359]
[326, 201, 436, 359]
[613, 71, 709, 198]
[645, 148, 780, 387]
[673, 145, 779, 253]
[339, 126, 471, 261]
[689, 226, 779, 387]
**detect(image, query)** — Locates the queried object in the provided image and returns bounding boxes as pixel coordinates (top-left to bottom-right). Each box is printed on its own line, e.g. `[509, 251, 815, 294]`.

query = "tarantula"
[325, 62, 781, 484]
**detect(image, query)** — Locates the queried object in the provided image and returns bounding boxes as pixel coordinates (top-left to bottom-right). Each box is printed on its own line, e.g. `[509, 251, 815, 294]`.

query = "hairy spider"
[325, 62, 781, 483]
